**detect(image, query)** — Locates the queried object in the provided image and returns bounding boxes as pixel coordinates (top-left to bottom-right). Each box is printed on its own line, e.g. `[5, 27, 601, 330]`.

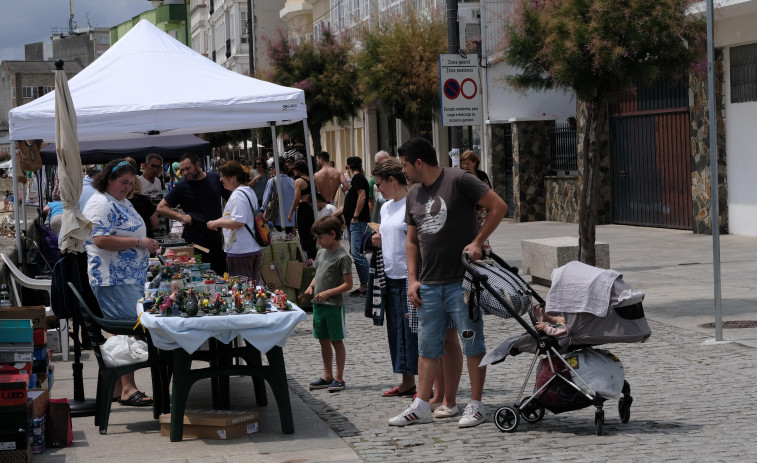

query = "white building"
[705, 0, 757, 236]
[279, 0, 575, 181]
[191, 0, 285, 76]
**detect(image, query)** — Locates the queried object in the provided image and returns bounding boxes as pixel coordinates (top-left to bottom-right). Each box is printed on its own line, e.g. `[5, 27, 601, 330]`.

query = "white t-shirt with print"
[222, 186, 262, 255]
[83, 191, 150, 287]
[139, 175, 162, 195]
[379, 197, 407, 279]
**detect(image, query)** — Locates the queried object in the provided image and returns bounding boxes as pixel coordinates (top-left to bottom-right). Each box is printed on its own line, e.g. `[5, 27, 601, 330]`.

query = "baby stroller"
[462, 252, 651, 436]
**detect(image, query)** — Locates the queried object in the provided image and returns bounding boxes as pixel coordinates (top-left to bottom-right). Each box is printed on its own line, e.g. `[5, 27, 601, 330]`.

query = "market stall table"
[139, 308, 307, 441]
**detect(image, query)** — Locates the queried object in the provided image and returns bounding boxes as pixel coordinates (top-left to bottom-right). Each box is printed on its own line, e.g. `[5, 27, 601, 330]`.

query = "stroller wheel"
[519, 398, 545, 423]
[494, 406, 519, 433]
[595, 410, 604, 436]
[618, 395, 632, 423]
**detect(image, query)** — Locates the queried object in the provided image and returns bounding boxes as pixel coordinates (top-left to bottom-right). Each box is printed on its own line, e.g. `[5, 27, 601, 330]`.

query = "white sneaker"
[458, 402, 486, 428]
[388, 401, 433, 426]
[433, 404, 460, 418]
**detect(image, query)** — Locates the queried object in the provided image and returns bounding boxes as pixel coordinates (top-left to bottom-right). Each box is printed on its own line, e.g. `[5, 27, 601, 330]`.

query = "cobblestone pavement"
[282, 222, 757, 462]
[284, 301, 755, 462]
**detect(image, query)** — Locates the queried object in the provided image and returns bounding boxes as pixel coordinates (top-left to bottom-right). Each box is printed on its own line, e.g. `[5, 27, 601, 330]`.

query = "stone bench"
[521, 237, 610, 286]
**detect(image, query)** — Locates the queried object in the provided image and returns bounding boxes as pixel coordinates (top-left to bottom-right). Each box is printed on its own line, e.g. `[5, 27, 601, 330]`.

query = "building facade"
[278, 0, 576, 183]
[0, 61, 83, 157]
[191, 0, 285, 76]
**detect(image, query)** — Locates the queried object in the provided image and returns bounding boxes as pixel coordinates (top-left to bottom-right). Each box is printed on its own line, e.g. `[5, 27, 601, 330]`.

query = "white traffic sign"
[439, 54, 482, 126]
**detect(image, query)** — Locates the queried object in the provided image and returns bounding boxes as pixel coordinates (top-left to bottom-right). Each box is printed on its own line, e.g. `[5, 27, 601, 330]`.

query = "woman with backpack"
[207, 161, 263, 283]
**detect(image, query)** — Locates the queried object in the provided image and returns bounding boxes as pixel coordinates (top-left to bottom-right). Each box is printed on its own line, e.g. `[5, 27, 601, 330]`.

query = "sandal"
[118, 391, 154, 407]
[382, 385, 417, 397]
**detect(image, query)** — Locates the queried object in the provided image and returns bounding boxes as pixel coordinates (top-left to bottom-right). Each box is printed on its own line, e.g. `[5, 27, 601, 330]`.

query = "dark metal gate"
[609, 75, 693, 229]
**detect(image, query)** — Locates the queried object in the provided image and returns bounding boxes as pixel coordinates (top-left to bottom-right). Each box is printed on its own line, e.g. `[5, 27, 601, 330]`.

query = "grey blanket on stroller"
[546, 261, 644, 317]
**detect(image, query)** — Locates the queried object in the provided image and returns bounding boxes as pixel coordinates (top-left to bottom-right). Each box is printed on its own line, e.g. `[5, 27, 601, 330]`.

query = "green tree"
[265, 29, 362, 154]
[355, 4, 447, 137]
[503, 0, 703, 265]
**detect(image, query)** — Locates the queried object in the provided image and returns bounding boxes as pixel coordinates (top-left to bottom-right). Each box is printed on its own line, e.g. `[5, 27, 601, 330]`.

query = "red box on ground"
[0, 363, 31, 376]
[0, 375, 29, 407]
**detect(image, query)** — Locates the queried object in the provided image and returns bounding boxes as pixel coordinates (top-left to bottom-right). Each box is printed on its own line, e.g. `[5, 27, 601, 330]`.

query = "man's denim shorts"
[416, 281, 486, 359]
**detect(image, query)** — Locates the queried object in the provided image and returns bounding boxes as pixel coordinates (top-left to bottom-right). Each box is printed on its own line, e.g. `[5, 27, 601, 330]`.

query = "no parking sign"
[439, 54, 482, 126]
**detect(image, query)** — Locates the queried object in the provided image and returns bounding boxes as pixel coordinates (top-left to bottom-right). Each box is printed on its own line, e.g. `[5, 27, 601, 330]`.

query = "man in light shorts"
[388, 138, 507, 428]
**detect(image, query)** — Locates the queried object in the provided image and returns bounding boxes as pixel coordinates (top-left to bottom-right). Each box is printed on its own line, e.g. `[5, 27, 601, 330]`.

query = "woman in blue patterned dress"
[83, 159, 160, 407]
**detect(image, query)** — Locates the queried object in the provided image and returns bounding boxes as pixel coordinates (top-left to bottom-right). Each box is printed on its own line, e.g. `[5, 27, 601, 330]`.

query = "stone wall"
[689, 50, 728, 235]
[545, 176, 579, 223]
[489, 124, 510, 207]
[512, 120, 553, 222]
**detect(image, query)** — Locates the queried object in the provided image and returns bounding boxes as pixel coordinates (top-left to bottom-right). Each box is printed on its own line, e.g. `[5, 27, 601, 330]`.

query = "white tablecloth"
[139, 309, 307, 355]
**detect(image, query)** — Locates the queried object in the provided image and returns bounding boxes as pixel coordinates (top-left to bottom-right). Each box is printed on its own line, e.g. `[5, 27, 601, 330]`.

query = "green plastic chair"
[67, 282, 167, 434]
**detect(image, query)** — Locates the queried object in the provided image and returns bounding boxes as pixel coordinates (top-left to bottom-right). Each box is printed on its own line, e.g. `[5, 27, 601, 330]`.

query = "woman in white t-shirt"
[207, 161, 262, 283]
[369, 159, 419, 397]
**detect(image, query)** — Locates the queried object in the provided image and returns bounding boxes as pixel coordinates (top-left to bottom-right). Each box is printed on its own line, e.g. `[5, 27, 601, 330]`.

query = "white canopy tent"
[8, 20, 318, 259]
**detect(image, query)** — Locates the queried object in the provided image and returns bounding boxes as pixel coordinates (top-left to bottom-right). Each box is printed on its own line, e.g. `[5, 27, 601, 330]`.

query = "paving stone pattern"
[283, 288, 757, 462]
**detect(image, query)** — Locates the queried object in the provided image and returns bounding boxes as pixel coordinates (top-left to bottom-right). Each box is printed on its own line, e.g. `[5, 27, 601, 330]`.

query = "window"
[240, 9, 247, 43]
[97, 34, 110, 45]
[22, 86, 39, 99]
[730, 43, 757, 104]
[43, 86, 54, 95]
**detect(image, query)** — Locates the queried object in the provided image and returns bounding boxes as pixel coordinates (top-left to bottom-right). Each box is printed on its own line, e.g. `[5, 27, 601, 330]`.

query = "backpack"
[240, 188, 271, 247]
[262, 179, 279, 223]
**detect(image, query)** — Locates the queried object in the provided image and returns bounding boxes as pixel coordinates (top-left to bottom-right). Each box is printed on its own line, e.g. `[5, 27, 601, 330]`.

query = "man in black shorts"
[157, 153, 230, 274]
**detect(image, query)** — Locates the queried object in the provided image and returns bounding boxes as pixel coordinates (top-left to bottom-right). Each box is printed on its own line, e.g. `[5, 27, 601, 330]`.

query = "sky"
[0, 0, 151, 61]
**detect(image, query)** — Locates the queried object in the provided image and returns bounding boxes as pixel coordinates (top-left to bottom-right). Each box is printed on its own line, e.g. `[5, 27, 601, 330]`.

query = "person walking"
[260, 158, 295, 233]
[249, 157, 269, 205]
[343, 156, 370, 297]
[388, 137, 507, 428]
[314, 151, 349, 204]
[287, 160, 317, 259]
[156, 153, 230, 274]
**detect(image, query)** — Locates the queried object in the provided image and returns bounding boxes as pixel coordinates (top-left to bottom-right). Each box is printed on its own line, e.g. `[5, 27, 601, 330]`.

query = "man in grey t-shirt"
[388, 138, 507, 429]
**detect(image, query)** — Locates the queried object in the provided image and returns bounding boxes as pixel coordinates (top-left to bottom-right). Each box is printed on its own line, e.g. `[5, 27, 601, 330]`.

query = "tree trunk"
[577, 96, 607, 266]
[309, 121, 323, 154]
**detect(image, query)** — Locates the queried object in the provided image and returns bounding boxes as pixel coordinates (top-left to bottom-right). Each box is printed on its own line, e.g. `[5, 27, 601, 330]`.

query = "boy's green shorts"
[312, 303, 346, 341]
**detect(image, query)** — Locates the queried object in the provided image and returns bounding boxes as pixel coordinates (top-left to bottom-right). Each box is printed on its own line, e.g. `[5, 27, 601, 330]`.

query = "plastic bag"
[566, 347, 625, 399]
[101, 335, 149, 367]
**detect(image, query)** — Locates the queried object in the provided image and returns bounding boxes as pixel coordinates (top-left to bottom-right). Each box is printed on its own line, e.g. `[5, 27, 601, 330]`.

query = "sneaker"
[433, 404, 460, 418]
[328, 380, 346, 392]
[309, 377, 332, 390]
[458, 402, 486, 428]
[388, 402, 433, 426]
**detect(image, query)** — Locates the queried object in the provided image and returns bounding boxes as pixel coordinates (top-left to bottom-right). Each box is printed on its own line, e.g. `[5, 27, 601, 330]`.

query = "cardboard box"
[159, 409, 259, 440]
[0, 445, 32, 463]
[32, 329, 46, 347]
[0, 375, 29, 406]
[27, 389, 49, 419]
[0, 344, 33, 364]
[0, 363, 31, 376]
[164, 246, 194, 259]
[0, 321, 32, 344]
[0, 307, 46, 330]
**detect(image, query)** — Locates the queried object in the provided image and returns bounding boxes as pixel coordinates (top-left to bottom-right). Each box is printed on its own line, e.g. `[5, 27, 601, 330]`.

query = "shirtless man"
[314, 151, 349, 203]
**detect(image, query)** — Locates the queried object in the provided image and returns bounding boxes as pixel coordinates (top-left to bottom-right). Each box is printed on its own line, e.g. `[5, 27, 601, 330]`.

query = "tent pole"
[11, 148, 22, 262]
[269, 123, 287, 231]
[302, 120, 319, 219]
